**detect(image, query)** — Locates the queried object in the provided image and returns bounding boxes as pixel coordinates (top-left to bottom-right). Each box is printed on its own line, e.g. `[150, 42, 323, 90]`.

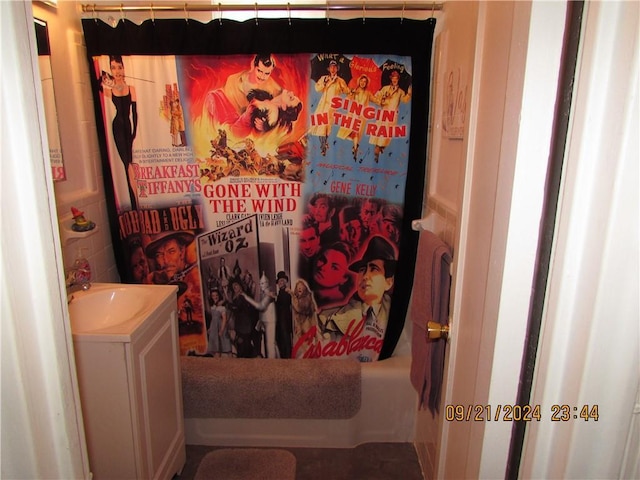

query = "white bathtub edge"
[184, 354, 418, 448]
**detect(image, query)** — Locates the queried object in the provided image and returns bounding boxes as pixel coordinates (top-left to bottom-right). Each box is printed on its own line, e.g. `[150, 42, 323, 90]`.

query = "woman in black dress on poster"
[101, 55, 138, 210]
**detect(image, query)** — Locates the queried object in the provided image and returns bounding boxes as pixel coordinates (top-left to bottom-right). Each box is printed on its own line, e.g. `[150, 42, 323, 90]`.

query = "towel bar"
[412, 214, 454, 278]
[411, 212, 446, 232]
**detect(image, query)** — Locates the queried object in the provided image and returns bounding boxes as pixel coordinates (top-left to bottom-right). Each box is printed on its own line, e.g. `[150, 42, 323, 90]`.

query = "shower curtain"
[82, 16, 435, 361]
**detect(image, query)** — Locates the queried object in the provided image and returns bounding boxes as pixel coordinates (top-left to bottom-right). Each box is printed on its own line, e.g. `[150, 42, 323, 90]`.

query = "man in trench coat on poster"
[318, 235, 397, 362]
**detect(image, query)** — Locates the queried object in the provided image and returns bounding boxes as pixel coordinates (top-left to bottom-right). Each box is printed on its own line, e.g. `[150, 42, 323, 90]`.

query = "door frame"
[1, 1, 90, 477]
[437, 1, 639, 478]
[437, 1, 569, 477]
[520, 1, 639, 477]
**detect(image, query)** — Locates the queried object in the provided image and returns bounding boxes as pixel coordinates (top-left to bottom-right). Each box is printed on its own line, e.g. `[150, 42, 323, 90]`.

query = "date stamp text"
[444, 404, 599, 422]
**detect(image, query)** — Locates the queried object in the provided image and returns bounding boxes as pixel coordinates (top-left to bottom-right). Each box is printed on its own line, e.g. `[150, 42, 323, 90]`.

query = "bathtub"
[183, 325, 418, 448]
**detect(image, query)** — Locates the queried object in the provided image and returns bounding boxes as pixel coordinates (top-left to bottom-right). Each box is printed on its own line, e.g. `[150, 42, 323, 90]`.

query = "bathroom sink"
[68, 283, 178, 339]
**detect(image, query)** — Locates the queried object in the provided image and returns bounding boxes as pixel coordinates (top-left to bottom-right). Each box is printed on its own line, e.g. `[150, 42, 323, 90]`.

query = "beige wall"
[33, 1, 119, 283]
[423, 1, 478, 250]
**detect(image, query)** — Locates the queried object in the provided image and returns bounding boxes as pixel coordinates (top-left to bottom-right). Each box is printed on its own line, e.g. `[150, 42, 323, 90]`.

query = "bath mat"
[194, 448, 296, 480]
[181, 356, 361, 419]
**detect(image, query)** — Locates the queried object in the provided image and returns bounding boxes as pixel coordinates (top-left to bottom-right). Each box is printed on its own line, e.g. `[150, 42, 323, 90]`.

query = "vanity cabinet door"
[74, 341, 137, 479]
[127, 306, 185, 480]
[74, 301, 185, 480]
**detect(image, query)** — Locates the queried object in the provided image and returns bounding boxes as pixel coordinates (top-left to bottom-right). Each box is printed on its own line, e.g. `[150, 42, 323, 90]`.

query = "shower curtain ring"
[149, 3, 155, 24]
[362, 2, 365, 24]
[255, 3, 259, 26]
[288, 2, 291, 26]
[401, 2, 405, 24]
[119, 3, 124, 23]
[92, 3, 98, 23]
[184, 3, 189, 23]
[218, 3, 222, 25]
[326, 1, 330, 25]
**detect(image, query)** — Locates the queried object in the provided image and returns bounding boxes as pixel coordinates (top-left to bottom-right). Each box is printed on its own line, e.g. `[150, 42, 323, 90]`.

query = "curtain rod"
[81, 2, 444, 14]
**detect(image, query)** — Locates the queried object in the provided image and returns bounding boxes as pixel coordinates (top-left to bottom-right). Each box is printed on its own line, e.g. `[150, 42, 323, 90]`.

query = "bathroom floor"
[176, 442, 424, 480]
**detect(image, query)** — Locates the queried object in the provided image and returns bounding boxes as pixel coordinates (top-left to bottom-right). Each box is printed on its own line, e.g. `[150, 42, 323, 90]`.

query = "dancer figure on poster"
[337, 74, 378, 161]
[242, 272, 277, 358]
[370, 71, 411, 163]
[309, 60, 349, 156]
[101, 55, 139, 210]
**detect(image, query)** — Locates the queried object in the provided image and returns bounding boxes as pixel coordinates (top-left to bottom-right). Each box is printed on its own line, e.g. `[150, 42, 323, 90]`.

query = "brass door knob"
[427, 321, 450, 340]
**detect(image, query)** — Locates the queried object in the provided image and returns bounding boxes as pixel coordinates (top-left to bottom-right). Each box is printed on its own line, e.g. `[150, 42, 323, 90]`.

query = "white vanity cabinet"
[72, 285, 185, 480]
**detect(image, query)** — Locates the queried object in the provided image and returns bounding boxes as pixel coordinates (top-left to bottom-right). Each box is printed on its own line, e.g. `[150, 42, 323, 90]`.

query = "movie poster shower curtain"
[83, 17, 435, 361]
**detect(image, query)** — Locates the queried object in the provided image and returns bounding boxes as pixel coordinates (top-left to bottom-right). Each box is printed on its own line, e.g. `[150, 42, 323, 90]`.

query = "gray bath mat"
[182, 357, 361, 419]
[194, 448, 296, 480]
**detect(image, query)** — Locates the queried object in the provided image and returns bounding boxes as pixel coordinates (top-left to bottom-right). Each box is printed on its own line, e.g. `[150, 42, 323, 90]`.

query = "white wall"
[423, 0, 477, 249]
[1, 2, 89, 477]
[33, 0, 119, 283]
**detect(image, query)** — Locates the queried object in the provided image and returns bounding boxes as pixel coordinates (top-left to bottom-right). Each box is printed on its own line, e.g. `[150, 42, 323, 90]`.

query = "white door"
[415, 1, 569, 478]
[416, 1, 639, 479]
